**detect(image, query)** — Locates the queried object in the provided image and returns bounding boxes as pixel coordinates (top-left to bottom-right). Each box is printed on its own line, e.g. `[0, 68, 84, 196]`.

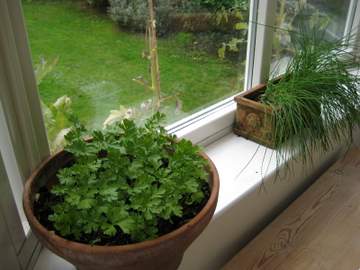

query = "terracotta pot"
[234, 83, 274, 148]
[234, 76, 322, 149]
[23, 150, 219, 270]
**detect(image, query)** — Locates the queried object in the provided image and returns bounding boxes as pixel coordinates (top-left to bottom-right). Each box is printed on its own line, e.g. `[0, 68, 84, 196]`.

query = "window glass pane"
[271, 0, 351, 76]
[22, 0, 249, 152]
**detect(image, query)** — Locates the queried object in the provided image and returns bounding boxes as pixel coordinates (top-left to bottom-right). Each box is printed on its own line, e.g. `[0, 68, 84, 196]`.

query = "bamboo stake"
[147, 0, 161, 111]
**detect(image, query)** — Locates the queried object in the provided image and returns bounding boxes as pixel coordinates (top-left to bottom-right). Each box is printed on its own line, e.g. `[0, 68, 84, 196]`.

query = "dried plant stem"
[147, 0, 161, 111]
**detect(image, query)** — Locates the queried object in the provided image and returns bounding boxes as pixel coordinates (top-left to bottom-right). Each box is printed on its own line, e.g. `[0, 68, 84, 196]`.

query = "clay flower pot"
[23, 150, 219, 270]
[233, 83, 274, 148]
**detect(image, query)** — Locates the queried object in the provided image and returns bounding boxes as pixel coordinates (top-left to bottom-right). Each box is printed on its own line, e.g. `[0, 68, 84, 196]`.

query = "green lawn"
[23, 0, 241, 128]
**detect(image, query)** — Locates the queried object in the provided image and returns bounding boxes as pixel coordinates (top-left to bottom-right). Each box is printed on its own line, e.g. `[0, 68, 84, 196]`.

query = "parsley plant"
[48, 113, 210, 244]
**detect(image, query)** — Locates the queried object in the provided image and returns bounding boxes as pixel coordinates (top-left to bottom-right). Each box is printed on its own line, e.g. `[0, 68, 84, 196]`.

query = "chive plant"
[261, 15, 360, 171]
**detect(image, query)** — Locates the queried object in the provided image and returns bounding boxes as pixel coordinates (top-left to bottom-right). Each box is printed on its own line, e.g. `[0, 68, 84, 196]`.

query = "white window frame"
[0, 0, 48, 269]
[168, 0, 276, 145]
[344, 0, 360, 38]
[0, 0, 50, 175]
[0, 0, 359, 269]
[0, 149, 42, 270]
[0, 151, 25, 255]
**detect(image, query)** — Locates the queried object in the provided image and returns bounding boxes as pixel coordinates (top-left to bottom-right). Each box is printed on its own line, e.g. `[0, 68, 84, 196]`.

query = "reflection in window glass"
[22, 0, 249, 151]
[271, 0, 351, 76]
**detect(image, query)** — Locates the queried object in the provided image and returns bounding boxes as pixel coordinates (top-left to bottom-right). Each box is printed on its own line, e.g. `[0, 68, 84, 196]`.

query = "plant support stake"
[148, 0, 161, 111]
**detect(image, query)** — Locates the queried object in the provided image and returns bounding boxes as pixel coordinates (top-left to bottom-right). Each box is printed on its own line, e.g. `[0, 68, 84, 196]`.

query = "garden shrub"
[86, 0, 109, 8]
[192, 0, 248, 11]
[108, 0, 247, 35]
[108, 0, 175, 36]
[169, 11, 243, 33]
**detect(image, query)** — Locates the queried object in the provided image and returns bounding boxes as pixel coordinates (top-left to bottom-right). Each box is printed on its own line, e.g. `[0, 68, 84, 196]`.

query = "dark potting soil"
[34, 181, 210, 246]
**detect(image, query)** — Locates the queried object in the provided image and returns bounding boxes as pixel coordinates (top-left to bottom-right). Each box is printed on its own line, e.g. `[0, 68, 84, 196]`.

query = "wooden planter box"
[233, 83, 274, 148]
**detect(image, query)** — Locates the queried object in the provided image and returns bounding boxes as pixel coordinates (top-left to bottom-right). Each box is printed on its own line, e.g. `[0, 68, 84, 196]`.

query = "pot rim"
[23, 149, 219, 254]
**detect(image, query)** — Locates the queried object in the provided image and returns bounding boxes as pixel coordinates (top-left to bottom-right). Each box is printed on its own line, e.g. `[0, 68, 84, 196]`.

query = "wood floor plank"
[223, 147, 360, 270]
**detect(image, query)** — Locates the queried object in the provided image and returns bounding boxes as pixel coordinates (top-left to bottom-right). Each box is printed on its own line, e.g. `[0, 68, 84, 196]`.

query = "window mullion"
[0, 0, 50, 179]
[249, 0, 277, 87]
[344, 0, 359, 39]
[0, 209, 21, 270]
[351, 0, 360, 51]
[0, 152, 26, 254]
[6, 0, 49, 163]
[1, 1, 48, 267]
[244, 0, 259, 91]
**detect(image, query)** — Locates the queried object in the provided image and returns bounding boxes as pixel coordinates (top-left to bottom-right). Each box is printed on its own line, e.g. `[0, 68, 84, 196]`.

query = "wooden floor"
[223, 147, 360, 270]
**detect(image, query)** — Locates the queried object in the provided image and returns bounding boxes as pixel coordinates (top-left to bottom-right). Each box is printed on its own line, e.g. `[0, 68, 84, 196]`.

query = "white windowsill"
[178, 131, 359, 270]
